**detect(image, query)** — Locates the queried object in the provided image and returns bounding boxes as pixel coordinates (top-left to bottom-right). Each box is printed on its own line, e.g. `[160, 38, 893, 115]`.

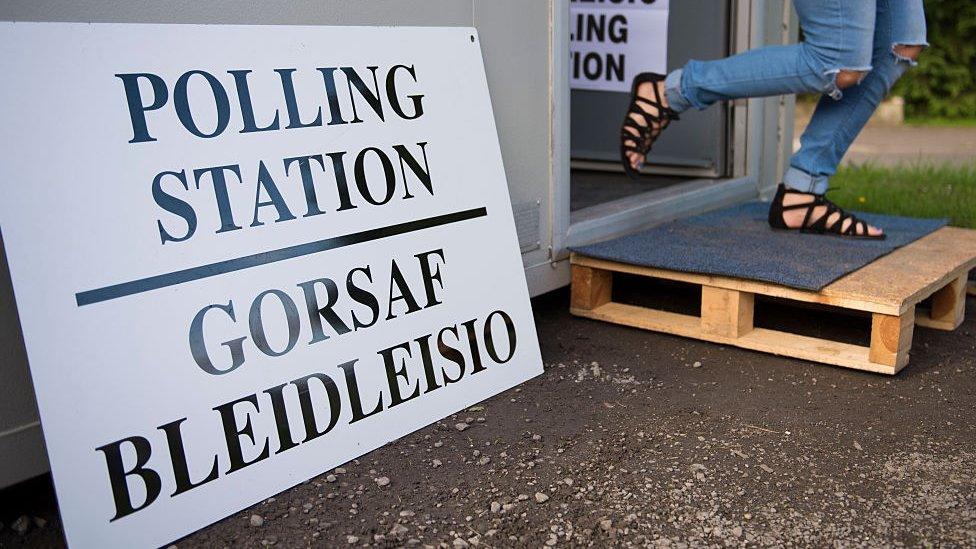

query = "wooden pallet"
[570, 227, 976, 375]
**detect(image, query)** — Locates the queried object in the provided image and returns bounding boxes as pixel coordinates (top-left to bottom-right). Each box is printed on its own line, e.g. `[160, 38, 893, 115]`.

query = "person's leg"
[624, 0, 876, 170]
[668, 0, 876, 112]
[780, 0, 927, 235]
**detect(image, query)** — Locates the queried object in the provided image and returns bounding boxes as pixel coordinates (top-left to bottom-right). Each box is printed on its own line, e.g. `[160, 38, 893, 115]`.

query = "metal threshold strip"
[564, 175, 758, 253]
[571, 157, 719, 179]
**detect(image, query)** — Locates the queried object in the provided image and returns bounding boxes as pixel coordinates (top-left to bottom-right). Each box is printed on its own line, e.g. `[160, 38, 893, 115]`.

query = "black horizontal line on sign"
[75, 206, 489, 307]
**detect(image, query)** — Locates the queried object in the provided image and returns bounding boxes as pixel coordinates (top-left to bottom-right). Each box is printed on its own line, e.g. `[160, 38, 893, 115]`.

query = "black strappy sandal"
[619, 72, 680, 180]
[768, 183, 885, 240]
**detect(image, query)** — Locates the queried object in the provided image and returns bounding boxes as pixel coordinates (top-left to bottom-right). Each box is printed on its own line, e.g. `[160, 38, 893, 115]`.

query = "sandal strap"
[643, 75, 681, 122]
[619, 75, 679, 164]
[825, 205, 861, 236]
[622, 117, 652, 136]
[628, 101, 666, 132]
[634, 96, 681, 123]
[622, 118, 658, 151]
[796, 196, 867, 236]
[779, 200, 819, 211]
[801, 196, 826, 231]
[622, 106, 673, 147]
[770, 184, 879, 238]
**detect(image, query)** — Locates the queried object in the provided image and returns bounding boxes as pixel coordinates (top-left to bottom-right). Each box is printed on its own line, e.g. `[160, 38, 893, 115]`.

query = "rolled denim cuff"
[783, 166, 829, 195]
[664, 68, 693, 114]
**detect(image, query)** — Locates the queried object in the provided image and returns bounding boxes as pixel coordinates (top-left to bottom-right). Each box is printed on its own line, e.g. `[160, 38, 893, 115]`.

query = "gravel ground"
[2, 284, 975, 548]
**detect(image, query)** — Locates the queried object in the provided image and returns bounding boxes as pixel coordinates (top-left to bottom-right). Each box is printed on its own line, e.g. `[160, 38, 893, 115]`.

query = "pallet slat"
[570, 265, 611, 311]
[826, 227, 976, 315]
[572, 302, 895, 375]
[700, 287, 754, 338]
[869, 311, 914, 369]
[572, 227, 976, 317]
[916, 274, 967, 330]
[571, 254, 901, 315]
[570, 226, 976, 375]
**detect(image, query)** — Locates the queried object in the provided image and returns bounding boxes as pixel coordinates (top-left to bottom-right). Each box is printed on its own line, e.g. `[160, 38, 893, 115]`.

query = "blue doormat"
[571, 201, 947, 291]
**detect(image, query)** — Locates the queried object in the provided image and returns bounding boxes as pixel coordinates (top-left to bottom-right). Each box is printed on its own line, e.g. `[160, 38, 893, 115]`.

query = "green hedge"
[893, 0, 976, 119]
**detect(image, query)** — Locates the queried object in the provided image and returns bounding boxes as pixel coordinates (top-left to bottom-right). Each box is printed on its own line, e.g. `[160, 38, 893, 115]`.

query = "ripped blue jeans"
[664, 0, 927, 194]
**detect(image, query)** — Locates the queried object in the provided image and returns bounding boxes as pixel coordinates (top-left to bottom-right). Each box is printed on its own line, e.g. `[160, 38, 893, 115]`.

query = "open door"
[559, 0, 796, 249]
[571, 0, 728, 180]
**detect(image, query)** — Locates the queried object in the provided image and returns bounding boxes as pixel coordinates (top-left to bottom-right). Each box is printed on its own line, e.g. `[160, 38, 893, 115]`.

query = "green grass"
[828, 163, 976, 229]
[904, 117, 976, 128]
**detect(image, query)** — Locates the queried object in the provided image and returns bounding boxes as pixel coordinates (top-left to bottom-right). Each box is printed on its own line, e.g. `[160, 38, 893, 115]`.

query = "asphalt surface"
[840, 125, 976, 167]
[2, 283, 975, 548]
[793, 119, 976, 167]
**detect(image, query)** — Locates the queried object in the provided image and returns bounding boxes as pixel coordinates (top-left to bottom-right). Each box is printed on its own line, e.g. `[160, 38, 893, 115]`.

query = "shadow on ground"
[2, 283, 975, 547]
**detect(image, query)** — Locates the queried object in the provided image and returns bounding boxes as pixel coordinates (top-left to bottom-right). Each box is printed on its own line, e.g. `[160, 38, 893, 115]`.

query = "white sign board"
[0, 23, 543, 548]
[570, 0, 670, 92]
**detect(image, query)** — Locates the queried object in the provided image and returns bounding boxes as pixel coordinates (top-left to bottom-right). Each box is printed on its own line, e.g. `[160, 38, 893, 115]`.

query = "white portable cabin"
[0, 0, 797, 487]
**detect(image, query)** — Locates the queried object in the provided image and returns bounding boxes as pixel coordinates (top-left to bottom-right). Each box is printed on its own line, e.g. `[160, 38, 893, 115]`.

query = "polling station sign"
[0, 23, 543, 548]
[570, 0, 669, 92]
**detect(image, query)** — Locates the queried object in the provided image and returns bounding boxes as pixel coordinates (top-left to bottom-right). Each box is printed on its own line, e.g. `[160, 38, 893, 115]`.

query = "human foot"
[768, 184, 884, 238]
[619, 73, 678, 177]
